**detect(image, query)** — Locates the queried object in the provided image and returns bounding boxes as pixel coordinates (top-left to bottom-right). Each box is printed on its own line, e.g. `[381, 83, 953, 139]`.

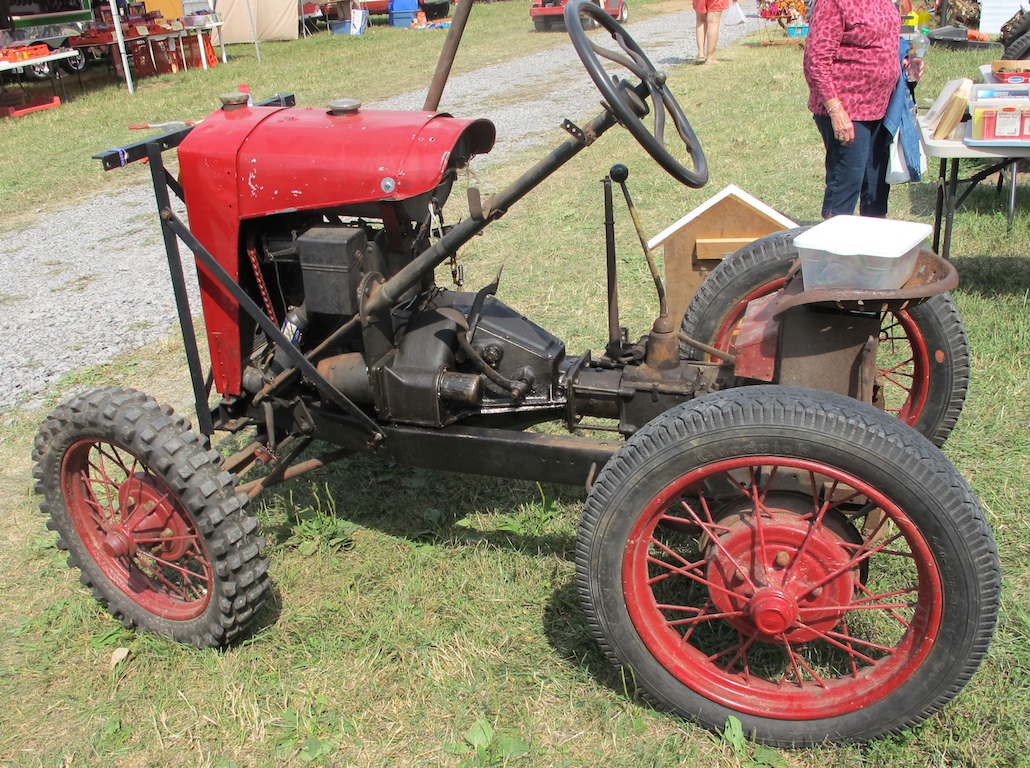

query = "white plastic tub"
[792, 216, 931, 290]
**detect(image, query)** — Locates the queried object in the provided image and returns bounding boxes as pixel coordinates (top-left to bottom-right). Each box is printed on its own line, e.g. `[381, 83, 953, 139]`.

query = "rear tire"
[577, 386, 999, 746]
[1002, 30, 1030, 60]
[617, 1, 628, 22]
[679, 228, 969, 447]
[33, 387, 269, 648]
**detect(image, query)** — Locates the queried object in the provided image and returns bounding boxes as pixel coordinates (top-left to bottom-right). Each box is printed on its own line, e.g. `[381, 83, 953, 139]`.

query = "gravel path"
[0, 4, 763, 416]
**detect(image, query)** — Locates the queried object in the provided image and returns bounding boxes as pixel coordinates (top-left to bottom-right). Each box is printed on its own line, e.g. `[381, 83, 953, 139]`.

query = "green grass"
[2, 10, 1030, 768]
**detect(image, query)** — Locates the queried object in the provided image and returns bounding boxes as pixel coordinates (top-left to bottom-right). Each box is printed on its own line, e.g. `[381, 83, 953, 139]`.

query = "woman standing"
[694, 0, 731, 63]
[803, 0, 907, 218]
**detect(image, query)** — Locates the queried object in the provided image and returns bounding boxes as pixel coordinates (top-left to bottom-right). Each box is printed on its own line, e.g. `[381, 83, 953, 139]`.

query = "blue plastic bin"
[389, 8, 417, 25]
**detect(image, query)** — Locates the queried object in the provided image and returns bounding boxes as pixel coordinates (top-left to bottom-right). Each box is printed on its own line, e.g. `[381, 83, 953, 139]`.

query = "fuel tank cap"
[219, 92, 250, 111]
[328, 98, 362, 116]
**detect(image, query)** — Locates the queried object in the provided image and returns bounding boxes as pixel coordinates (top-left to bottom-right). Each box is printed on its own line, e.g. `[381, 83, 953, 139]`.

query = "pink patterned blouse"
[803, 0, 902, 121]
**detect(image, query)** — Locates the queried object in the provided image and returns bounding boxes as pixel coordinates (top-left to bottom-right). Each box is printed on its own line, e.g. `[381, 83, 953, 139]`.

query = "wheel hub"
[116, 473, 190, 560]
[748, 588, 798, 636]
[705, 501, 861, 643]
[102, 529, 135, 558]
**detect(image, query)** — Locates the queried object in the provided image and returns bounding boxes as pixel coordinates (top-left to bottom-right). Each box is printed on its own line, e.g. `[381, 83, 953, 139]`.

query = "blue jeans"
[814, 115, 891, 219]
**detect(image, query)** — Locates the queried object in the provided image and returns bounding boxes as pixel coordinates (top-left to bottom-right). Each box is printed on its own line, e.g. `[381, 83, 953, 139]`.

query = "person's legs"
[815, 116, 877, 218]
[859, 119, 891, 217]
[695, 11, 708, 62]
[705, 11, 723, 61]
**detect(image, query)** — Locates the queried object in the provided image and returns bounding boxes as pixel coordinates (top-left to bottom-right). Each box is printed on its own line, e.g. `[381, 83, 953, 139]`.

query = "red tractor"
[33, 0, 998, 747]
[531, 0, 627, 32]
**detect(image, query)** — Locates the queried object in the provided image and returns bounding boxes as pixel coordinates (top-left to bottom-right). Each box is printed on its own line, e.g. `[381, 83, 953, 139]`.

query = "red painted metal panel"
[234, 108, 493, 218]
[176, 105, 495, 397]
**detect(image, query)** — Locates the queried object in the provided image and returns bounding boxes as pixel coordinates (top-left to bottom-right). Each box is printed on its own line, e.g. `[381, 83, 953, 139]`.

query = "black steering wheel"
[564, 0, 708, 188]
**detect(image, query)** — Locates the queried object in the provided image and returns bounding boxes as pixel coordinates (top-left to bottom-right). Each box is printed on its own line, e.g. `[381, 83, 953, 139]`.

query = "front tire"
[679, 228, 969, 447]
[33, 387, 269, 647]
[577, 386, 999, 745]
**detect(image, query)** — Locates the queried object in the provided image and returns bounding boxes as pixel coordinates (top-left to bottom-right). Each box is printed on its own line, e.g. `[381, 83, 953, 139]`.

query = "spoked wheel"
[679, 228, 969, 447]
[577, 386, 999, 746]
[60, 48, 89, 74]
[22, 57, 53, 81]
[33, 387, 269, 647]
[565, 0, 707, 187]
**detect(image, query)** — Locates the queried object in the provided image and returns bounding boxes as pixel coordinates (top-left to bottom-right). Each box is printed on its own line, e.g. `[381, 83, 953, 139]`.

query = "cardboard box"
[992, 60, 1030, 84]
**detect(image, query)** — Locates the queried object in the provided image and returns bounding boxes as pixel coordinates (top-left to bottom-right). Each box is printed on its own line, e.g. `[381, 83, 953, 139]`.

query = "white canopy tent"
[213, 0, 296, 53]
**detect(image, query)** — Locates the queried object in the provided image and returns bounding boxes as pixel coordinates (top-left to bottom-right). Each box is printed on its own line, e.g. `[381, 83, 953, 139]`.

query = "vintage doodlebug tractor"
[33, 0, 999, 747]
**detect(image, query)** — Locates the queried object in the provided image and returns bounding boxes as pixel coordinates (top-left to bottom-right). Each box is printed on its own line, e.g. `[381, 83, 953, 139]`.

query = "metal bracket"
[562, 118, 592, 144]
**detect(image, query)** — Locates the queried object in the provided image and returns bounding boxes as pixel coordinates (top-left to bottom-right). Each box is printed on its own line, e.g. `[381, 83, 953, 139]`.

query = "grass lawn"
[1, 3, 1029, 766]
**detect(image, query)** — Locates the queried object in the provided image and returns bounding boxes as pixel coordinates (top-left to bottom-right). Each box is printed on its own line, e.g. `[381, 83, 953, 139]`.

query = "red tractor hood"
[177, 103, 495, 398]
[178, 105, 496, 219]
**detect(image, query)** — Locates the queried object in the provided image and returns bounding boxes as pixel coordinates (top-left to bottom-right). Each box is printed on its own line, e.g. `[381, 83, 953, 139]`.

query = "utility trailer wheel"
[60, 48, 89, 74]
[32, 387, 269, 648]
[576, 386, 999, 746]
[679, 228, 969, 447]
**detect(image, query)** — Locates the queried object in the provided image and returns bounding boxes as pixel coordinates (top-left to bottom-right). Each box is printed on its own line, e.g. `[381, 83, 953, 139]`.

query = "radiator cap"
[220, 92, 250, 111]
[328, 98, 362, 116]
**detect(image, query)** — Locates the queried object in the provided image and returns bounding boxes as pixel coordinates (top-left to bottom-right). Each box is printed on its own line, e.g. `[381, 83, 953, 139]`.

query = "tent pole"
[245, 0, 261, 61]
[109, 0, 134, 94]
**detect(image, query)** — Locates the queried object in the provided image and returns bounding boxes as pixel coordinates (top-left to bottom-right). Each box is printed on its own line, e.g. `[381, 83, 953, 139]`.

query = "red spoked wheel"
[33, 387, 269, 647]
[679, 228, 968, 448]
[577, 386, 999, 745]
[624, 456, 939, 720]
[60, 438, 213, 621]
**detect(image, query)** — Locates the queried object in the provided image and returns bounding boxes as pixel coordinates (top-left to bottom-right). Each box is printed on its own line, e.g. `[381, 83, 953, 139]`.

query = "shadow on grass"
[951, 255, 1030, 297]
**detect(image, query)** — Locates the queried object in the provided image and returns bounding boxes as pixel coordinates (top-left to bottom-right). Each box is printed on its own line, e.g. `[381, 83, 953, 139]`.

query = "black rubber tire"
[679, 227, 969, 447]
[60, 48, 89, 74]
[1002, 30, 1030, 60]
[33, 387, 269, 648]
[534, 17, 550, 31]
[617, 1, 628, 23]
[1001, 11, 1030, 47]
[576, 386, 999, 746]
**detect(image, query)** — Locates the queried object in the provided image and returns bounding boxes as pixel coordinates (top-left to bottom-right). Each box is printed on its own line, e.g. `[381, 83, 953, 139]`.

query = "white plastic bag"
[886, 132, 910, 184]
[724, 1, 746, 24]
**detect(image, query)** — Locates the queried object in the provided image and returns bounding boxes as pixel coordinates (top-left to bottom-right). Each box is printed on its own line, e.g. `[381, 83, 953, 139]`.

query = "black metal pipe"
[365, 106, 619, 317]
[148, 141, 214, 438]
[423, 0, 475, 112]
[603, 175, 621, 351]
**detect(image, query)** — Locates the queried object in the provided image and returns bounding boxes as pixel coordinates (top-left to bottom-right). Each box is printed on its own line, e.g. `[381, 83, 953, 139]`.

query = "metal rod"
[366, 106, 620, 317]
[423, 0, 475, 112]
[148, 141, 214, 437]
[677, 331, 736, 364]
[603, 175, 622, 351]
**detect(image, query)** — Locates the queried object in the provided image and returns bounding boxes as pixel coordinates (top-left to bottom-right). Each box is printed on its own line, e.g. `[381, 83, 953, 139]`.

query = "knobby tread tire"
[679, 228, 969, 447]
[32, 387, 269, 648]
[1002, 30, 1030, 60]
[576, 386, 999, 746]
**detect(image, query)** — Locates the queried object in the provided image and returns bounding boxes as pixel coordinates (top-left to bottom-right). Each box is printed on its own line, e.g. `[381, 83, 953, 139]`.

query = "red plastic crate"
[0, 95, 61, 118]
[129, 39, 156, 76]
[153, 38, 184, 74]
[1, 44, 51, 62]
[182, 33, 217, 69]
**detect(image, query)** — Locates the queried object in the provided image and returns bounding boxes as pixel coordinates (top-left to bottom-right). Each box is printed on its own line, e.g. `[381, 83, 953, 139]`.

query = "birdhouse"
[648, 184, 797, 325]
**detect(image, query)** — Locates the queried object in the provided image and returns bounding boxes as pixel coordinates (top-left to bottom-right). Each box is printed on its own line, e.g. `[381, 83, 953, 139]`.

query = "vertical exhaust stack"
[423, 0, 476, 112]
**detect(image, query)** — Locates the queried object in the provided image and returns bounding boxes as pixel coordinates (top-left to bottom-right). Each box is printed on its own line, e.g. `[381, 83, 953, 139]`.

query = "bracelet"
[827, 102, 843, 113]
